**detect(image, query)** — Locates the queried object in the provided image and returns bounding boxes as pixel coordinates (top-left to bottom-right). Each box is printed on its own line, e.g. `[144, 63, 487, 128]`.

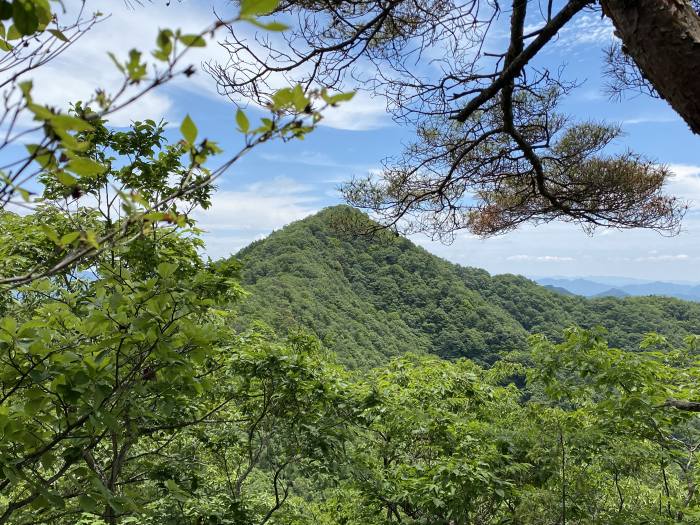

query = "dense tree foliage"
[3, 153, 700, 524]
[235, 206, 700, 368]
[2, 2, 700, 524]
[5, 182, 700, 523]
[261, 330, 700, 524]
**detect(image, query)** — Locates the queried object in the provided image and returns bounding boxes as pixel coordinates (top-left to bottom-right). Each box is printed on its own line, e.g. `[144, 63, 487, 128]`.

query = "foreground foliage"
[1, 4, 699, 522]
[2, 209, 700, 524]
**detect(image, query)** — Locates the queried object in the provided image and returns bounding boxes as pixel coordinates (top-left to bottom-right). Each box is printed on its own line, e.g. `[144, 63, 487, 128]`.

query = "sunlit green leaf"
[178, 34, 206, 47]
[236, 108, 249, 133]
[239, 0, 279, 18]
[180, 114, 197, 144]
[65, 157, 107, 178]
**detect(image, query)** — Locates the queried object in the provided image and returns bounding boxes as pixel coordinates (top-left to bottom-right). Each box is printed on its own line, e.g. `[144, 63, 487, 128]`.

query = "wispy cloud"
[552, 13, 615, 49]
[318, 90, 392, 131]
[622, 115, 679, 125]
[192, 174, 323, 258]
[22, 1, 223, 127]
[23, 2, 393, 132]
[668, 164, 700, 207]
[506, 255, 575, 262]
[193, 176, 319, 232]
[526, 12, 614, 54]
[259, 150, 373, 171]
[633, 253, 691, 262]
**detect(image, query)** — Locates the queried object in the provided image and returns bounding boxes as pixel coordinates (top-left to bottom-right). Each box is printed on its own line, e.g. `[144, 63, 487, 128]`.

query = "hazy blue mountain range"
[536, 277, 700, 302]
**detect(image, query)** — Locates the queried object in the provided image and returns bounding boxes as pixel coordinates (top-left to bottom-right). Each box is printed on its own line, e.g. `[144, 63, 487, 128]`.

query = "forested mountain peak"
[234, 206, 700, 367]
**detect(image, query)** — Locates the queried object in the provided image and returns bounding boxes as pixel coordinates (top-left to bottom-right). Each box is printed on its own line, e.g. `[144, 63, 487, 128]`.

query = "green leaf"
[157, 28, 173, 45]
[5, 24, 19, 40]
[180, 114, 197, 144]
[239, 0, 279, 18]
[27, 103, 53, 120]
[153, 29, 173, 61]
[126, 49, 147, 81]
[246, 18, 289, 32]
[85, 230, 99, 249]
[262, 21, 288, 31]
[178, 34, 206, 47]
[59, 232, 80, 246]
[291, 84, 308, 112]
[50, 114, 93, 132]
[34, 0, 51, 27]
[271, 87, 293, 109]
[26, 143, 56, 169]
[329, 91, 355, 104]
[143, 212, 166, 222]
[55, 171, 77, 186]
[0, 316, 16, 335]
[12, 0, 38, 36]
[40, 225, 59, 244]
[0, 1, 11, 21]
[48, 29, 68, 42]
[65, 157, 106, 178]
[78, 495, 98, 513]
[157, 262, 177, 278]
[18, 80, 31, 98]
[236, 109, 250, 133]
[164, 479, 190, 502]
[107, 51, 125, 73]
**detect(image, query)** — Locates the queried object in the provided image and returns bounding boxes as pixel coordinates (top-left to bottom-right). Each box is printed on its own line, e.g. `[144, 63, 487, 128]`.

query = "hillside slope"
[234, 206, 700, 367]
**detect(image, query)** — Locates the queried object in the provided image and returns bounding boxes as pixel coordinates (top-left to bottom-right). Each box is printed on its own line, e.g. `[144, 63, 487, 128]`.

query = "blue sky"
[26, 1, 700, 281]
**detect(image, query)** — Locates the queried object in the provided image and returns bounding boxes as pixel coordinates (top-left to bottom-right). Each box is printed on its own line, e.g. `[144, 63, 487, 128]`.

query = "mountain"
[536, 278, 622, 296]
[536, 277, 700, 302]
[593, 288, 630, 298]
[233, 206, 700, 367]
[543, 285, 577, 296]
[619, 282, 700, 301]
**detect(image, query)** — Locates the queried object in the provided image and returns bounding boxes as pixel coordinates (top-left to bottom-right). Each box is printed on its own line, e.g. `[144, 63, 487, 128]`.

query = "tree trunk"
[601, 0, 700, 134]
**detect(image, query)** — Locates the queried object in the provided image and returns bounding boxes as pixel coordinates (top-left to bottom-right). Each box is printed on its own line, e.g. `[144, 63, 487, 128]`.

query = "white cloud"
[622, 115, 679, 125]
[552, 13, 615, 49]
[669, 164, 700, 178]
[506, 255, 575, 262]
[199, 233, 267, 259]
[525, 12, 614, 54]
[18, 1, 259, 127]
[260, 150, 374, 171]
[21, 2, 198, 126]
[318, 90, 392, 131]
[578, 90, 607, 102]
[192, 176, 318, 232]
[633, 253, 691, 262]
[668, 164, 700, 206]
[18, 0, 394, 133]
[260, 151, 339, 167]
[191, 174, 323, 258]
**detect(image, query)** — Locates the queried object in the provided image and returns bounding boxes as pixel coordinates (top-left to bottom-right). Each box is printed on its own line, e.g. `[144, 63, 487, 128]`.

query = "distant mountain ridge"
[536, 277, 700, 302]
[232, 206, 700, 367]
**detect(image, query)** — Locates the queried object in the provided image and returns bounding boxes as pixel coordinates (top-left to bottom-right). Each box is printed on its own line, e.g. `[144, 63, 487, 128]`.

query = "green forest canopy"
[4, 197, 700, 524]
[235, 205, 700, 368]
